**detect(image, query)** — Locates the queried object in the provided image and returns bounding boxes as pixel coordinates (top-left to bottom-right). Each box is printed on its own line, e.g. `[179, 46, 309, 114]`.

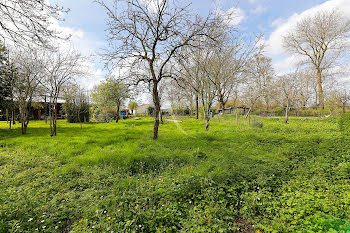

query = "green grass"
[0, 115, 349, 232]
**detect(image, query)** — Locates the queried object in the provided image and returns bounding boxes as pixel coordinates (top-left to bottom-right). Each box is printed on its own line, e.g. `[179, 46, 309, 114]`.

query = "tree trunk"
[317, 69, 324, 109]
[22, 122, 27, 134]
[9, 110, 12, 129]
[6, 109, 8, 124]
[54, 103, 57, 136]
[50, 103, 53, 137]
[20, 105, 28, 134]
[44, 97, 48, 124]
[219, 96, 225, 115]
[245, 107, 252, 119]
[314, 86, 318, 106]
[343, 103, 346, 114]
[160, 110, 163, 124]
[195, 94, 199, 120]
[116, 103, 120, 123]
[265, 96, 270, 112]
[21, 117, 27, 134]
[12, 110, 15, 125]
[152, 81, 161, 140]
[205, 114, 210, 131]
[285, 105, 290, 124]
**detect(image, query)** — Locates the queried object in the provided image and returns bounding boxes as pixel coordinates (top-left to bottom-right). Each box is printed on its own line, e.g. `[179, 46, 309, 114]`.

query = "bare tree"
[42, 49, 85, 136]
[211, 36, 261, 114]
[175, 44, 214, 118]
[175, 46, 202, 119]
[198, 48, 220, 131]
[274, 72, 301, 124]
[168, 79, 194, 116]
[283, 9, 350, 109]
[243, 52, 274, 118]
[297, 69, 316, 108]
[0, 0, 68, 48]
[96, 0, 218, 139]
[337, 88, 350, 114]
[10, 49, 44, 134]
[326, 87, 350, 114]
[242, 84, 260, 119]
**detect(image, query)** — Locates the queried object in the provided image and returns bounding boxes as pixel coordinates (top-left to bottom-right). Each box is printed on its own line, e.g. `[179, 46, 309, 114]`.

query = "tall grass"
[0, 116, 349, 232]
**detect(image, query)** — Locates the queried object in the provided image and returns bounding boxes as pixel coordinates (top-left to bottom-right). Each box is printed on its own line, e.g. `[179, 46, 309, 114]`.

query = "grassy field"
[0, 115, 350, 232]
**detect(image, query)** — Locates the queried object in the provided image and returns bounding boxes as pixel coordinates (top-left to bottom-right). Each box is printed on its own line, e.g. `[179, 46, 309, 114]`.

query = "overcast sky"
[50, 0, 350, 97]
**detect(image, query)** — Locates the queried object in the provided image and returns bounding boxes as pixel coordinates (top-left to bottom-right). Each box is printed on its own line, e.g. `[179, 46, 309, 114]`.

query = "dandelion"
[107, 217, 111, 220]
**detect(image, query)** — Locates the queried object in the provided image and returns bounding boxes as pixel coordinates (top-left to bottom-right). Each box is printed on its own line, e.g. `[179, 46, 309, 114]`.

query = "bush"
[90, 105, 117, 123]
[147, 106, 154, 116]
[63, 88, 90, 123]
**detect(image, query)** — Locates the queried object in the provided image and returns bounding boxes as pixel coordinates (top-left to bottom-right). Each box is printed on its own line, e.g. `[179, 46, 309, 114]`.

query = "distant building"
[0, 96, 66, 121]
[135, 104, 153, 115]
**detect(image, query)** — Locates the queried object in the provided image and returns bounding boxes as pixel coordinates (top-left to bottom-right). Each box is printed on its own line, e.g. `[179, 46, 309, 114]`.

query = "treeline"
[166, 9, 350, 125]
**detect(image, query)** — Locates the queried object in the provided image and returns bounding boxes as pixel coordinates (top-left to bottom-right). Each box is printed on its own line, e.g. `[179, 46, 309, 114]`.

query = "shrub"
[63, 87, 90, 123]
[147, 106, 154, 116]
